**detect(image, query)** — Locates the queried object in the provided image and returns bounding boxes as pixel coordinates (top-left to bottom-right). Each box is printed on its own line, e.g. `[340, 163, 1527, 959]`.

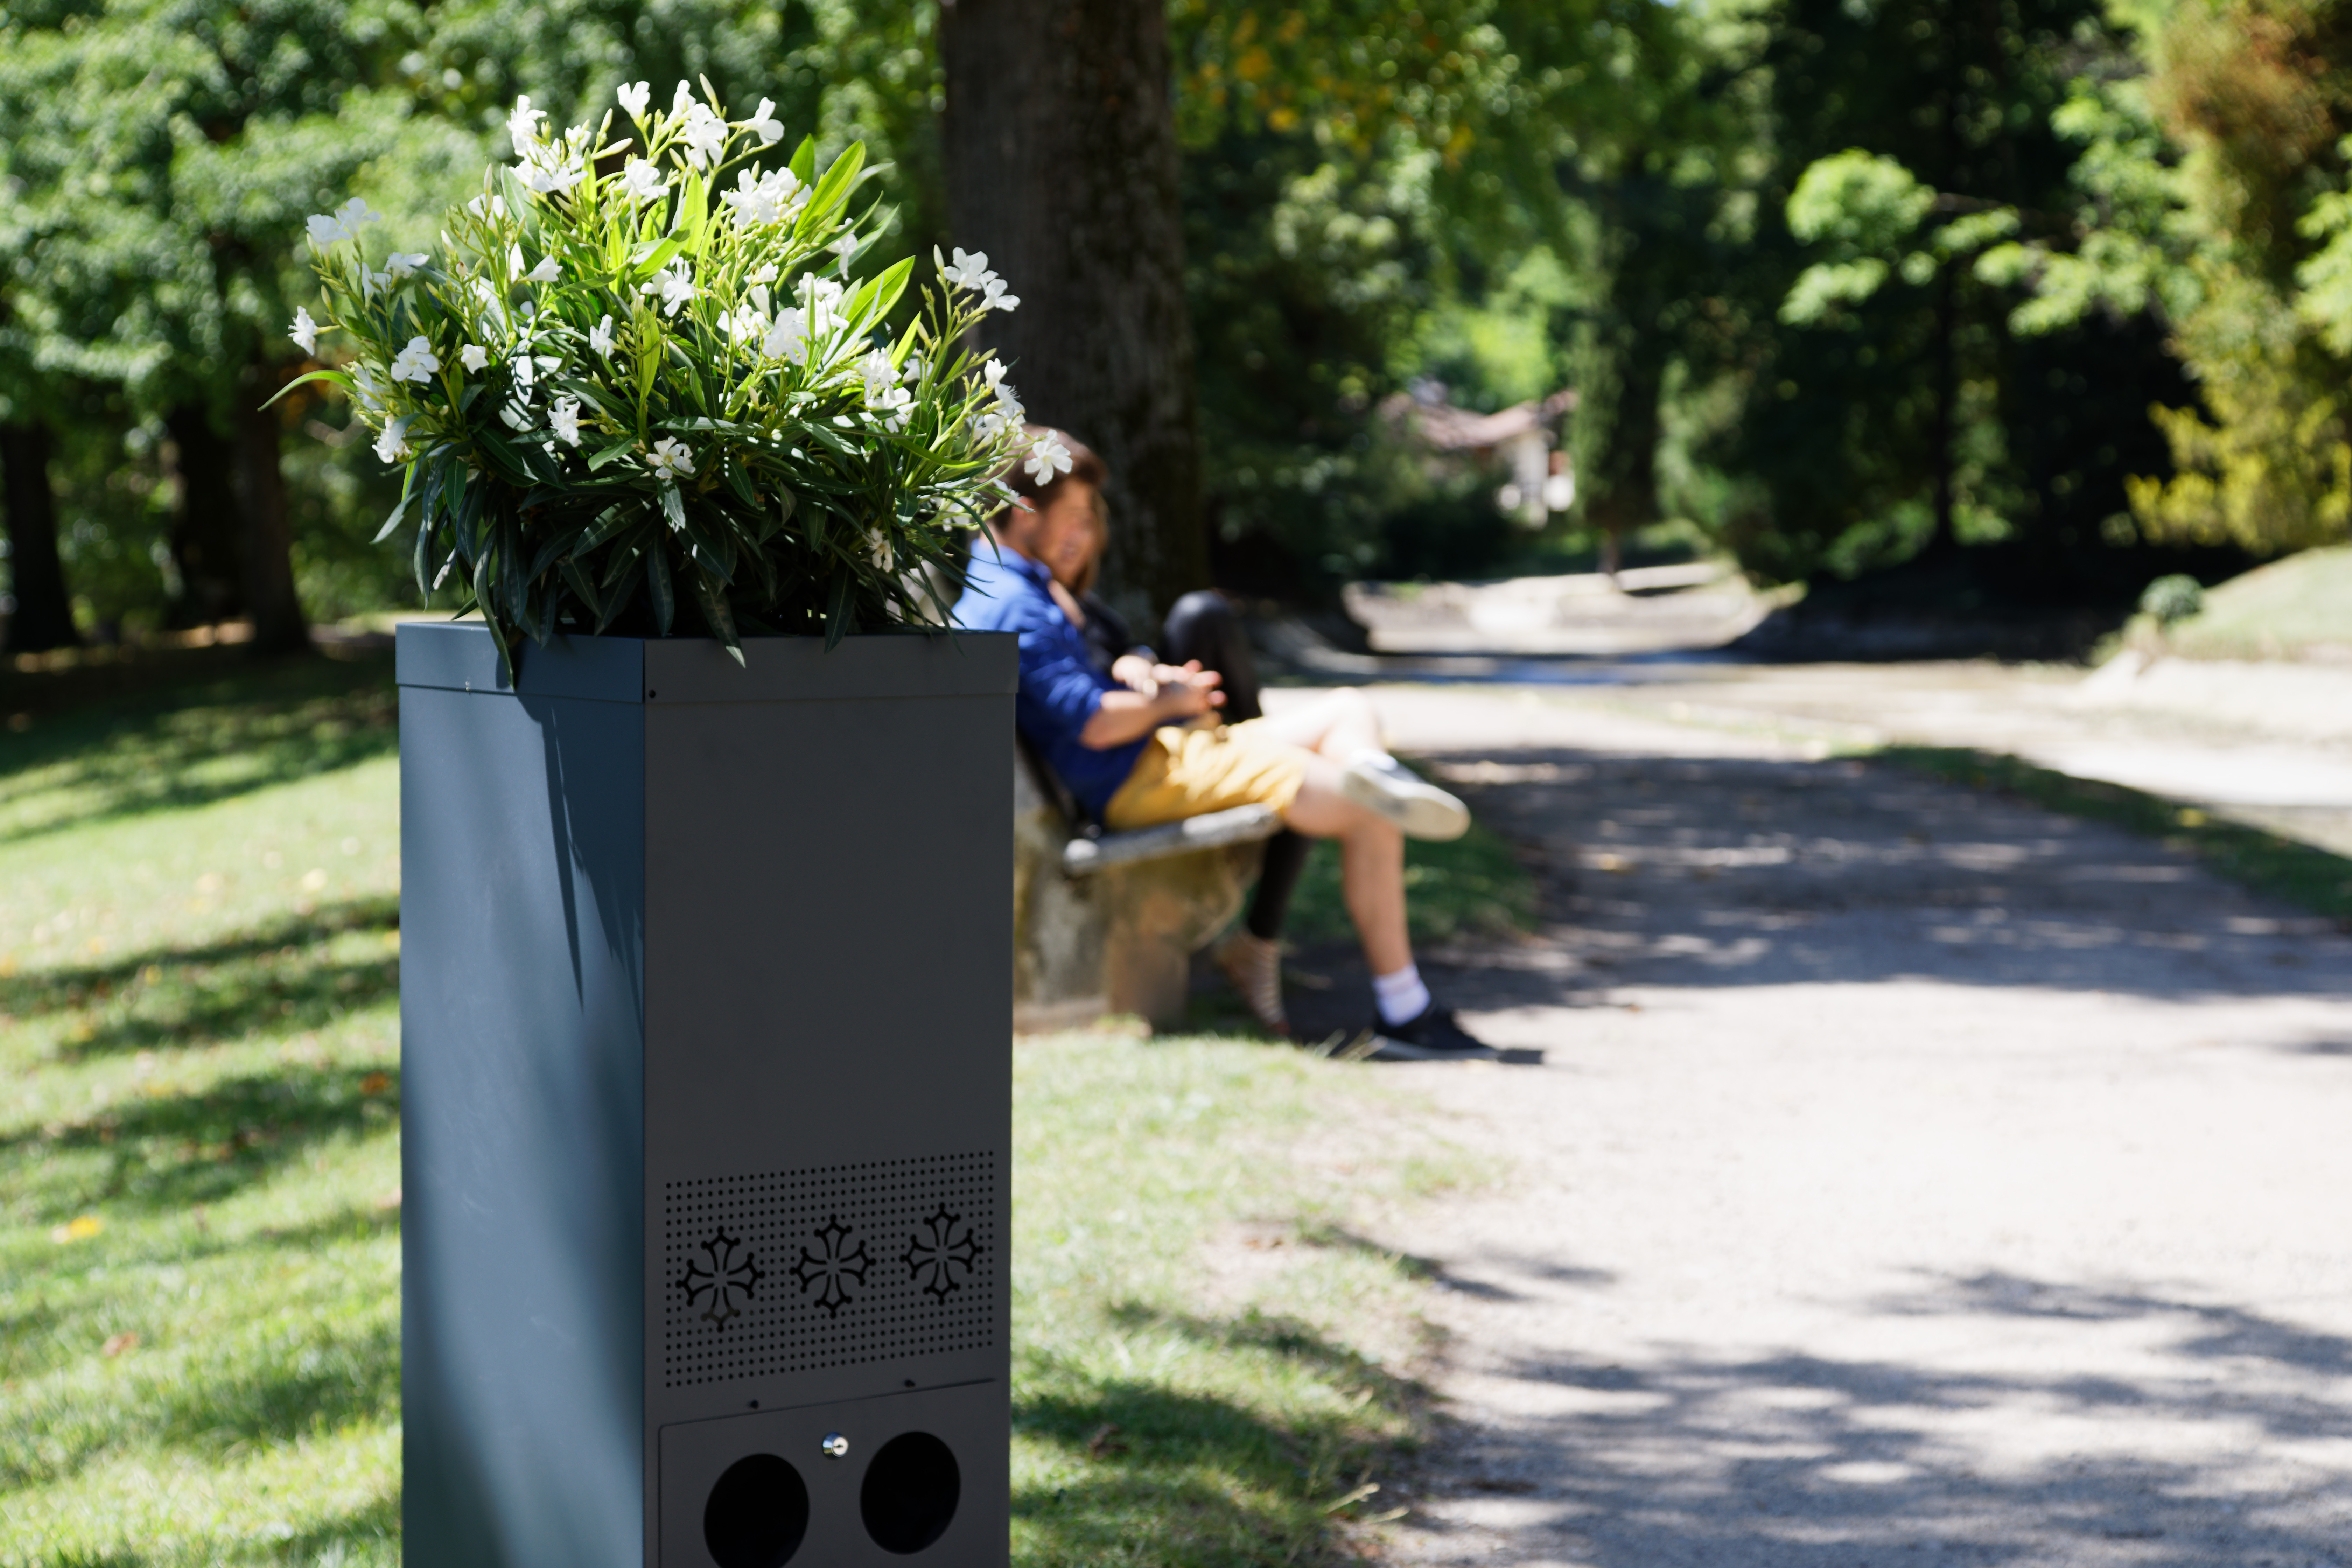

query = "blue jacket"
[952, 546, 1144, 819]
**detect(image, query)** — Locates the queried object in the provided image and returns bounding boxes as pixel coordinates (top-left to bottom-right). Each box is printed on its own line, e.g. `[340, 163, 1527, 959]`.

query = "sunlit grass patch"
[1011, 1032, 1447, 1566]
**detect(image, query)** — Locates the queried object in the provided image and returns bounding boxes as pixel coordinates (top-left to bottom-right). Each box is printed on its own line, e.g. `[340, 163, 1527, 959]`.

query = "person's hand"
[1150, 662, 1225, 722]
[1110, 653, 1159, 696]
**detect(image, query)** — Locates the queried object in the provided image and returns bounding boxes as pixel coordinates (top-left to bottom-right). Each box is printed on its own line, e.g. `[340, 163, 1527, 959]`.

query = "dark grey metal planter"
[396, 622, 1016, 1568]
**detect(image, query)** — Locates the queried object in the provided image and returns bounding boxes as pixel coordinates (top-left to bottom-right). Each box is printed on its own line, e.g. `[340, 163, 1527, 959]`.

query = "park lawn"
[0, 648, 1448, 1567]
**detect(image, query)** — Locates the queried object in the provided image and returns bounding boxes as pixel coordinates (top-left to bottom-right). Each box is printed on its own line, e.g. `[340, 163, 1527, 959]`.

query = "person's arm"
[1078, 665, 1223, 748]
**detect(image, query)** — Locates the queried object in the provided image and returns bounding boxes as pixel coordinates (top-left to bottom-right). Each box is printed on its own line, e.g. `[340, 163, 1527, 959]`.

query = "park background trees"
[2, 0, 2348, 642]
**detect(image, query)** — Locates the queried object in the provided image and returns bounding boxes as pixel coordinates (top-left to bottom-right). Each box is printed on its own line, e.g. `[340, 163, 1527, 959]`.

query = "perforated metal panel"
[662, 1152, 998, 1388]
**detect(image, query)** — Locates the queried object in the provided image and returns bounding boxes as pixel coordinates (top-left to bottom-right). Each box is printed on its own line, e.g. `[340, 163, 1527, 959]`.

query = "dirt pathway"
[1268, 687, 2352, 1567]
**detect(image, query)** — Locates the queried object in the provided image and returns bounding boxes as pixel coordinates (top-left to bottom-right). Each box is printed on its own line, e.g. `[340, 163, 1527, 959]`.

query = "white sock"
[1372, 963, 1430, 1027]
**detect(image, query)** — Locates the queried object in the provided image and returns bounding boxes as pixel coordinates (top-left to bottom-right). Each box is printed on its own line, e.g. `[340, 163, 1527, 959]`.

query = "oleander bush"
[285, 79, 1063, 667]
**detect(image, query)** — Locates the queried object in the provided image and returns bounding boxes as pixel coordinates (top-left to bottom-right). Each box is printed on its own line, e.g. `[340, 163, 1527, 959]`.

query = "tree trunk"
[938, 0, 1207, 619]
[164, 405, 247, 628]
[0, 421, 79, 653]
[233, 371, 308, 654]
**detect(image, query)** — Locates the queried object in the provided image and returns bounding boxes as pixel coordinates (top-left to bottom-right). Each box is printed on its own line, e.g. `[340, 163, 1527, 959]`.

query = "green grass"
[1, 647, 1450, 1566]
[1287, 813, 1541, 949]
[1873, 745, 2352, 925]
[2165, 543, 2352, 663]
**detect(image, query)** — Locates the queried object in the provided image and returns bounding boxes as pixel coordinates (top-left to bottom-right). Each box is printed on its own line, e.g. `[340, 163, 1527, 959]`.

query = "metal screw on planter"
[320, 78, 1038, 1568]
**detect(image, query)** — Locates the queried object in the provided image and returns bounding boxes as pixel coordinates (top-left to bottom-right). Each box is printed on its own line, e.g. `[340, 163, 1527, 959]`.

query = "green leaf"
[629, 234, 685, 282]
[824, 568, 853, 651]
[847, 256, 915, 330]
[691, 565, 744, 666]
[799, 141, 868, 235]
[788, 134, 817, 186]
[260, 368, 356, 410]
[647, 543, 676, 634]
[588, 435, 638, 471]
[372, 461, 421, 544]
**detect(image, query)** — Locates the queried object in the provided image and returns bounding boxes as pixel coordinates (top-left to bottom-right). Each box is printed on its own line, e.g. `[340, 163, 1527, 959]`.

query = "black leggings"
[1160, 592, 1312, 943]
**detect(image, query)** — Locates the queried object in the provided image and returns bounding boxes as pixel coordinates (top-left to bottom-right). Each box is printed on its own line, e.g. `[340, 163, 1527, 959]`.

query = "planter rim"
[394, 620, 1017, 706]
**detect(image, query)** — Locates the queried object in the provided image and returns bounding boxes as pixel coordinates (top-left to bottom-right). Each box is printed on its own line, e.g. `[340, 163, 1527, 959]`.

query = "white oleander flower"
[939, 247, 993, 291]
[1024, 431, 1072, 485]
[974, 375, 1025, 440]
[645, 436, 695, 484]
[460, 343, 490, 372]
[589, 315, 615, 357]
[831, 232, 860, 264]
[617, 80, 651, 120]
[372, 415, 413, 464]
[861, 350, 913, 432]
[866, 526, 894, 574]
[642, 261, 697, 317]
[619, 159, 668, 205]
[983, 356, 1008, 391]
[465, 192, 510, 220]
[351, 362, 384, 412]
[678, 100, 728, 167]
[525, 254, 561, 285]
[982, 276, 1021, 313]
[726, 304, 768, 348]
[762, 276, 844, 363]
[506, 96, 546, 156]
[358, 266, 391, 300]
[305, 196, 380, 248]
[389, 336, 441, 384]
[288, 307, 319, 355]
[720, 167, 806, 230]
[901, 354, 926, 386]
[750, 262, 779, 285]
[549, 398, 583, 447]
[670, 79, 697, 117]
[744, 97, 784, 145]
[385, 251, 429, 281]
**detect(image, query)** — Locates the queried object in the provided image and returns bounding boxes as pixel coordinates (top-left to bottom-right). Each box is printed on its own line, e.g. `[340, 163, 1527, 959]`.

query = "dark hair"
[989, 423, 1105, 532]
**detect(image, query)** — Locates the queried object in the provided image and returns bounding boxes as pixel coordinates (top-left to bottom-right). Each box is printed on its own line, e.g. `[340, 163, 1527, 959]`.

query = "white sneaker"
[1340, 754, 1470, 841]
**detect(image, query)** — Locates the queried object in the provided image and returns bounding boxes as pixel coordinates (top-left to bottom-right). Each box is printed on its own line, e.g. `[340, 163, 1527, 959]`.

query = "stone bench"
[1011, 750, 1282, 1030]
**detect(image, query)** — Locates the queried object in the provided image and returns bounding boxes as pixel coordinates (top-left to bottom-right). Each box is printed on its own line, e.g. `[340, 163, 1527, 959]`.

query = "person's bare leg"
[1249, 687, 1384, 761]
[1281, 757, 1411, 976]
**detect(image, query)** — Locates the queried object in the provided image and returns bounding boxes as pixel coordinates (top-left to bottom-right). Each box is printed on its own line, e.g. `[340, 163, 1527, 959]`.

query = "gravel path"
[1269, 687, 2352, 1568]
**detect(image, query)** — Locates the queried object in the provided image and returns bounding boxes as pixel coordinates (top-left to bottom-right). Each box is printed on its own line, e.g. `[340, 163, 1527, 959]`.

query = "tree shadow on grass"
[0, 649, 396, 846]
[1, 1063, 399, 1216]
[1, 897, 400, 1057]
[1013, 1305, 1428, 1567]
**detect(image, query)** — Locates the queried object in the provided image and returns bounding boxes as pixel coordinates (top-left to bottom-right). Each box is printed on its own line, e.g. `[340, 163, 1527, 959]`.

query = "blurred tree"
[939, 0, 1208, 619]
[0, 420, 78, 653]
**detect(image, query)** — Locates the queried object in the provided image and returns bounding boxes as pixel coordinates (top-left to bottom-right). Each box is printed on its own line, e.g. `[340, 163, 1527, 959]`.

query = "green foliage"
[2138, 571, 2204, 623]
[296, 84, 1024, 666]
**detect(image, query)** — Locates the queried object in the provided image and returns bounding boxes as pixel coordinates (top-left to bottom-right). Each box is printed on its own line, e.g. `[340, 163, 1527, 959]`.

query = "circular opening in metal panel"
[704, 1452, 810, 1568]
[859, 1430, 960, 1554]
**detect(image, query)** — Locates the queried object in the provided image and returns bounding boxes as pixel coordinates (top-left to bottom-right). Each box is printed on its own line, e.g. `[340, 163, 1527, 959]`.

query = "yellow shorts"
[1102, 719, 1309, 831]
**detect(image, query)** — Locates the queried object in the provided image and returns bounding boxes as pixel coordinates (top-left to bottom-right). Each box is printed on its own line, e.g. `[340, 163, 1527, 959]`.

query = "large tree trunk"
[233, 370, 308, 654]
[164, 405, 247, 629]
[0, 421, 80, 653]
[938, 0, 1207, 618]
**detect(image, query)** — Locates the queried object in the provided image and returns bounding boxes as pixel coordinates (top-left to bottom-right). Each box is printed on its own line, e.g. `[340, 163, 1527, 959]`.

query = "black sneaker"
[1363, 1005, 1499, 1062]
